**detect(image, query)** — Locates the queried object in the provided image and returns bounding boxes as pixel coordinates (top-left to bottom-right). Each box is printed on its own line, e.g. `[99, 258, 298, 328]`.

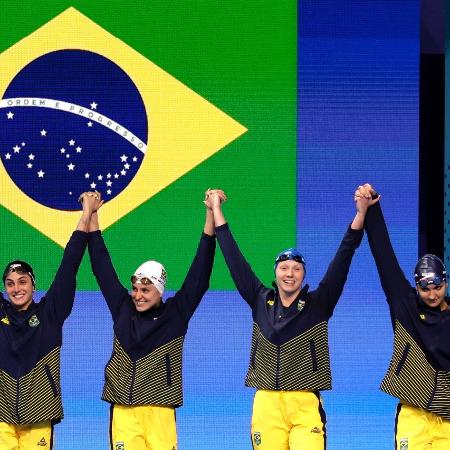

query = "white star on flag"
[69, 139, 75, 146]
[67, 163, 75, 171]
[40, 129, 47, 136]
[13, 145, 20, 153]
[120, 155, 128, 162]
[28, 154, 35, 160]
[6, 111, 14, 119]
[90, 101, 98, 110]
[37, 170, 45, 178]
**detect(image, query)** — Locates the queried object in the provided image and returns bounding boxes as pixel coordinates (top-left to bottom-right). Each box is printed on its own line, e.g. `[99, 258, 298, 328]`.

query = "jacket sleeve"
[311, 226, 364, 319]
[215, 223, 265, 308]
[172, 232, 216, 322]
[88, 230, 130, 318]
[44, 230, 88, 323]
[364, 202, 412, 307]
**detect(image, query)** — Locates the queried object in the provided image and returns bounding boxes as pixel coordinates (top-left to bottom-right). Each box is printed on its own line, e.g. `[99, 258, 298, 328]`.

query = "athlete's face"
[4, 271, 34, 311]
[131, 282, 161, 312]
[417, 282, 448, 311]
[275, 260, 305, 299]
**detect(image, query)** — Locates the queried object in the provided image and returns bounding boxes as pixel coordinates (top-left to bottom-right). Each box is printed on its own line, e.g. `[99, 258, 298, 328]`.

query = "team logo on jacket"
[1, 316, 10, 325]
[37, 437, 47, 446]
[267, 299, 274, 306]
[310, 426, 321, 434]
[28, 314, 40, 327]
[253, 432, 262, 445]
[419, 314, 426, 321]
[115, 442, 125, 450]
[297, 299, 306, 312]
[399, 438, 408, 449]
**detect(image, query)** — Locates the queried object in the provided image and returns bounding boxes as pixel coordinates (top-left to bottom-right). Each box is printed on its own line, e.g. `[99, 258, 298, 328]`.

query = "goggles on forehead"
[416, 276, 446, 289]
[4, 265, 35, 285]
[130, 275, 153, 285]
[8, 266, 29, 276]
[275, 253, 306, 266]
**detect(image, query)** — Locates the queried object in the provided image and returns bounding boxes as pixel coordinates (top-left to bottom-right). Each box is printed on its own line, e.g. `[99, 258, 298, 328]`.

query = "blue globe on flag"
[0, 50, 148, 210]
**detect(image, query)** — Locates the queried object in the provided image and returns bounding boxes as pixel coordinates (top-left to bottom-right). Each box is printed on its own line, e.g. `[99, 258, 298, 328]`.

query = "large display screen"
[0, 1, 419, 449]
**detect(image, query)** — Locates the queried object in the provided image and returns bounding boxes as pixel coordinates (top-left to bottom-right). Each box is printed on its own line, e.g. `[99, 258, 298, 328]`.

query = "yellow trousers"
[396, 403, 450, 450]
[251, 390, 326, 450]
[111, 404, 177, 450]
[0, 421, 53, 450]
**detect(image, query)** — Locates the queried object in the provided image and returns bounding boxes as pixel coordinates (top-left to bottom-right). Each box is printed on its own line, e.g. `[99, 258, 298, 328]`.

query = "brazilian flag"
[0, 1, 296, 290]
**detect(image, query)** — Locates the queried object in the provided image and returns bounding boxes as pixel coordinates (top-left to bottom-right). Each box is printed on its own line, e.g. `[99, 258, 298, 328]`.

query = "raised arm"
[362, 184, 412, 305]
[44, 192, 99, 322]
[86, 192, 129, 318]
[311, 186, 372, 317]
[171, 190, 218, 321]
[208, 192, 266, 307]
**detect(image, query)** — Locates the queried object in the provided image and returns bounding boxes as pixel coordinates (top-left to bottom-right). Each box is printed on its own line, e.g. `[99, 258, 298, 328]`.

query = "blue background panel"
[10, 1, 420, 449]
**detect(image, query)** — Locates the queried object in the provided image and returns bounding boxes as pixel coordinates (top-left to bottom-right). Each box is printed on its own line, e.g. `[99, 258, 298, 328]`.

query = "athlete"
[0, 192, 100, 450]
[85, 189, 223, 450]
[205, 189, 372, 450]
[358, 183, 450, 449]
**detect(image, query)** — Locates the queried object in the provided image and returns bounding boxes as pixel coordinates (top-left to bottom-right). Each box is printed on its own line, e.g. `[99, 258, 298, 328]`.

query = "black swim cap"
[2, 260, 36, 287]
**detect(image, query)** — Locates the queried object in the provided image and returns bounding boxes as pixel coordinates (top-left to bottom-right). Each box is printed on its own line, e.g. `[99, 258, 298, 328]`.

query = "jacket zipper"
[275, 346, 281, 389]
[129, 363, 136, 403]
[16, 379, 21, 422]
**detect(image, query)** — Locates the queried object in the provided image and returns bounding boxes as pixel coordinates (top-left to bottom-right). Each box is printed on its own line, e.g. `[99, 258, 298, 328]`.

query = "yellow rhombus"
[0, 7, 247, 247]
